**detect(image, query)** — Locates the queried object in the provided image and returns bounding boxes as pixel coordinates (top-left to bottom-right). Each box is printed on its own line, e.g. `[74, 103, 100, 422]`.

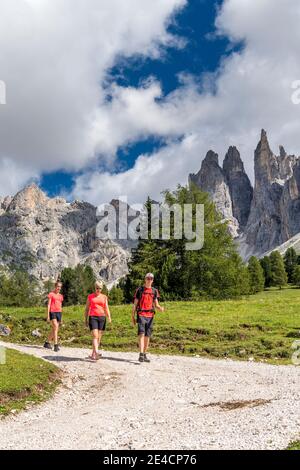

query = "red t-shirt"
[48, 292, 64, 313]
[134, 287, 159, 318]
[88, 293, 108, 317]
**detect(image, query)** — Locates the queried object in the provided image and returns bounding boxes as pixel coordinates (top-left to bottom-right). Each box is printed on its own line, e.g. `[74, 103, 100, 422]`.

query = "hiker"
[132, 273, 164, 363]
[44, 281, 64, 352]
[85, 280, 112, 361]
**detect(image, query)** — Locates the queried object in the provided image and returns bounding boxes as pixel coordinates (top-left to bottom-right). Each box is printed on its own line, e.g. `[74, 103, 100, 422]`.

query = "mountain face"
[0, 184, 130, 286]
[1, 129, 300, 283]
[189, 130, 300, 259]
[189, 151, 239, 238]
[223, 146, 253, 231]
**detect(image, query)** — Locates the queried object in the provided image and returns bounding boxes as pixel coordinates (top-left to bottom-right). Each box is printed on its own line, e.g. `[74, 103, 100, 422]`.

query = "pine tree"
[123, 185, 251, 301]
[260, 256, 272, 288]
[248, 256, 265, 293]
[284, 247, 298, 283]
[109, 286, 124, 305]
[0, 269, 41, 307]
[292, 265, 300, 287]
[60, 265, 96, 305]
[269, 251, 288, 289]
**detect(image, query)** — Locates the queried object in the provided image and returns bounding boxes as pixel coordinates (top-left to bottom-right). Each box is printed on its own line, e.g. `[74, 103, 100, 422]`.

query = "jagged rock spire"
[223, 146, 245, 174]
[223, 147, 253, 231]
[279, 145, 287, 159]
[189, 150, 239, 237]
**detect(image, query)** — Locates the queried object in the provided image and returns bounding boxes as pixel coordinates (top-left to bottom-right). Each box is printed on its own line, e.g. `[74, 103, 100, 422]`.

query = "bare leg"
[53, 320, 59, 345]
[98, 331, 103, 347]
[91, 330, 99, 359]
[49, 320, 59, 344]
[97, 331, 104, 357]
[139, 334, 145, 354]
[144, 336, 150, 354]
[48, 329, 54, 343]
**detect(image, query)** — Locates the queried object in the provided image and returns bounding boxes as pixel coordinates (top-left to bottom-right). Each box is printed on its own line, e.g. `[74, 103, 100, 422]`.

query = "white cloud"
[0, 0, 185, 195]
[0, 157, 38, 196]
[1, 0, 300, 204]
[73, 0, 300, 205]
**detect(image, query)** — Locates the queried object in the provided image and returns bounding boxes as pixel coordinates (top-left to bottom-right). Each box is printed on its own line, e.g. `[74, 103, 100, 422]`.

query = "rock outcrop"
[223, 146, 253, 231]
[189, 150, 239, 237]
[189, 130, 300, 259]
[0, 184, 130, 286]
[243, 130, 300, 256]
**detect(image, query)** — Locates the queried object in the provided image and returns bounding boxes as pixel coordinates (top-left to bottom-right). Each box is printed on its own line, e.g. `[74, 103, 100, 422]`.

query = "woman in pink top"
[85, 280, 111, 360]
[44, 281, 64, 353]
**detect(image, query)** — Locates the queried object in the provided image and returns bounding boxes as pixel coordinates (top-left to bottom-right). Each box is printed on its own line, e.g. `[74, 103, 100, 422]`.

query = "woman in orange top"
[44, 281, 64, 353]
[85, 280, 111, 361]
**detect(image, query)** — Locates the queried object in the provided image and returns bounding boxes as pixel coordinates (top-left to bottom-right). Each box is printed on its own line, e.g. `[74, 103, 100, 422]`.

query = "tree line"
[0, 186, 299, 307]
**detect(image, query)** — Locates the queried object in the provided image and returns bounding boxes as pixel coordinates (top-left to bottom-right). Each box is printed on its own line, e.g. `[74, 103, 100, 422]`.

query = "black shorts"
[89, 316, 106, 331]
[137, 316, 154, 337]
[50, 312, 62, 322]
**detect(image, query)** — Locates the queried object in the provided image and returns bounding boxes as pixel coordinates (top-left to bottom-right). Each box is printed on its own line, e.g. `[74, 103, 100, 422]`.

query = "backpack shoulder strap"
[135, 286, 144, 306]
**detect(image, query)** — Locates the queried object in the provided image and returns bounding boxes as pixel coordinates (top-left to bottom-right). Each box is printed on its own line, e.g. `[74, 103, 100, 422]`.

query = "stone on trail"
[32, 328, 42, 338]
[0, 324, 11, 336]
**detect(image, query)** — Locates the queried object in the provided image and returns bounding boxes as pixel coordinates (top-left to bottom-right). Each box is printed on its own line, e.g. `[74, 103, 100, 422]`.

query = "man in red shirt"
[132, 273, 164, 363]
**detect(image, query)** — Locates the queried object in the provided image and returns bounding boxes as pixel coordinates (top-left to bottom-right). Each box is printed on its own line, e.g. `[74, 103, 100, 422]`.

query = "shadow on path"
[43, 355, 87, 363]
[18, 344, 45, 351]
[101, 356, 140, 366]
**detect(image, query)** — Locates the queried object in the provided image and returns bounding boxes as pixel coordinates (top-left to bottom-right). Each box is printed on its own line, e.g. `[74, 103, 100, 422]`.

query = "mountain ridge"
[0, 184, 130, 286]
[189, 129, 300, 259]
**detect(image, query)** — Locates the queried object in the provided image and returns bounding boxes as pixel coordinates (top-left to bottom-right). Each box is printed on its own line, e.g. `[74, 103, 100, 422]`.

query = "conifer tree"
[269, 251, 288, 289]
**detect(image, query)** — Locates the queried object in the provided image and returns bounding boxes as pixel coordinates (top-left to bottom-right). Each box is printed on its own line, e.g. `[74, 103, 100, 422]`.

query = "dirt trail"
[0, 342, 299, 450]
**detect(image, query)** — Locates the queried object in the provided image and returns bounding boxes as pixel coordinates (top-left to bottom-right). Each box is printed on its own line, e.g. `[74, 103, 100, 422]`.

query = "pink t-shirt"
[88, 293, 108, 317]
[48, 292, 64, 313]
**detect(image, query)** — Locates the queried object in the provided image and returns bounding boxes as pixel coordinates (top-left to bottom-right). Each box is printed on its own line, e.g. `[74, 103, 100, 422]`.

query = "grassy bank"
[287, 441, 300, 450]
[0, 288, 300, 364]
[0, 348, 61, 416]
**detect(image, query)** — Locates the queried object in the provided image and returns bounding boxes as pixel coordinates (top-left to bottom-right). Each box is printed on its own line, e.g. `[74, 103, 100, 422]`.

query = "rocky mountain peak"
[223, 146, 245, 175]
[0, 186, 131, 286]
[223, 147, 253, 231]
[279, 145, 287, 159]
[189, 150, 239, 237]
[254, 129, 279, 186]
[203, 150, 219, 166]
[8, 183, 49, 213]
[190, 150, 223, 189]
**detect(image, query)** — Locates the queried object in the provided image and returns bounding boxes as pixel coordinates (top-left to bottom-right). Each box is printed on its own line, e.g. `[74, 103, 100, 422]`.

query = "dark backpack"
[135, 286, 158, 315]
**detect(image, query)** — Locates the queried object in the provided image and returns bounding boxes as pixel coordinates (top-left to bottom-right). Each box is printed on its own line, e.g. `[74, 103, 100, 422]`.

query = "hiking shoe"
[143, 354, 150, 363]
[139, 353, 144, 363]
[43, 342, 52, 350]
[54, 344, 60, 352]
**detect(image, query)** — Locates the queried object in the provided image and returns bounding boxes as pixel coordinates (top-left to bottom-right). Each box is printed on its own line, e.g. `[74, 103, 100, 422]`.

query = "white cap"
[145, 273, 154, 279]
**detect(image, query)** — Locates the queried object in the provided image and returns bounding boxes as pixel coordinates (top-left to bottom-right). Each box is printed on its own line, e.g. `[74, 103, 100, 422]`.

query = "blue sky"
[41, 0, 235, 197]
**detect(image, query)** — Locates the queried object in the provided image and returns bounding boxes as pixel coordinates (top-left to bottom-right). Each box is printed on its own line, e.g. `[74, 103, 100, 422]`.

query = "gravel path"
[0, 342, 299, 450]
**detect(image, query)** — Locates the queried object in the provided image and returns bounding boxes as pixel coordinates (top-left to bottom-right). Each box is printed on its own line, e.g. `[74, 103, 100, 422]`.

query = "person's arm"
[60, 295, 64, 324]
[155, 298, 164, 313]
[105, 297, 112, 323]
[84, 298, 90, 326]
[47, 297, 51, 322]
[132, 298, 138, 326]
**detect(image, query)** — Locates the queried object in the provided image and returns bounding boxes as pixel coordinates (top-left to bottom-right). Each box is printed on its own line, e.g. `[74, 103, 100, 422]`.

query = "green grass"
[1, 287, 300, 365]
[287, 441, 300, 450]
[0, 348, 61, 416]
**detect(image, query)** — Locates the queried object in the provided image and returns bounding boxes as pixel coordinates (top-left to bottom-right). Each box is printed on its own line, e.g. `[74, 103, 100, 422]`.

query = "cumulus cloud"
[73, 0, 300, 205]
[1, 0, 300, 204]
[0, 0, 186, 195]
[0, 157, 39, 196]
